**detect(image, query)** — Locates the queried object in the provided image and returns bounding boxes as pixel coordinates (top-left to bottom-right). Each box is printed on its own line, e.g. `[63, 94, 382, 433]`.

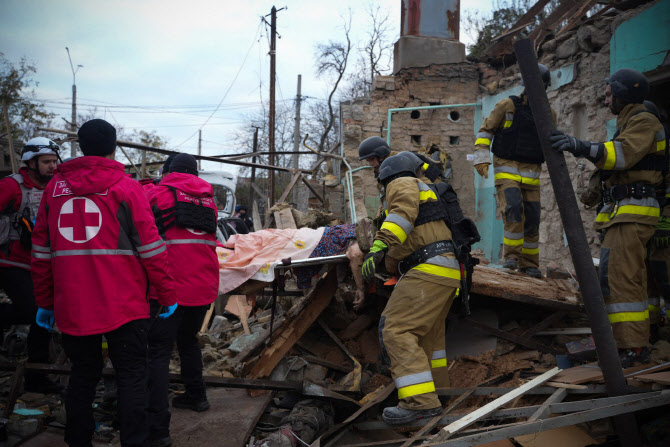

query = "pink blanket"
[217, 227, 325, 294]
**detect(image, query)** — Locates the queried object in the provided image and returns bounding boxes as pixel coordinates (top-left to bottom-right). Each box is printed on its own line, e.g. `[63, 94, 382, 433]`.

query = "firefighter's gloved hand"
[159, 303, 178, 319]
[36, 308, 55, 332]
[549, 130, 591, 157]
[362, 240, 388, 284]
[474, 163, 489, 179]
[652, 228, 670, 248]
[417, 154, 442, 182]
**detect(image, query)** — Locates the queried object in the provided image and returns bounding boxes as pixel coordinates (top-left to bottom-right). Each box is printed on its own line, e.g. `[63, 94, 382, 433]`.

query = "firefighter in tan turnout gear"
[474, 64, 554, 278]
[361, 154, 460, 425]
[551, 68, 666, 367]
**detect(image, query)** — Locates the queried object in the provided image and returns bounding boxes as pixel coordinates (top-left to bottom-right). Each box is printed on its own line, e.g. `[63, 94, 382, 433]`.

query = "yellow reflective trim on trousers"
[608, 310, 649, 323]
[412, 263, 461, 280]
[603, 141, 617, 170]
[522, 247, 539, 255]
[504, 237, 524, 246]
[431, 358, 447, 368]
[617, 205, 660, 217]
[381, 221, 408, 243]
[503, 121, 513, 128]
[419, 190, 438, 201]
[494, 172, 540, 186]
[649, 304, 660, 313]
[397, 381, 436, 399]
[475, 138, 491, 146]
[657, 141, 666, 152]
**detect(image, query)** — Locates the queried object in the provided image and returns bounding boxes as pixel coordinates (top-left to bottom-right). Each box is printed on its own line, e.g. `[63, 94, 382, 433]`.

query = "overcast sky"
[1, 0, 493, 172]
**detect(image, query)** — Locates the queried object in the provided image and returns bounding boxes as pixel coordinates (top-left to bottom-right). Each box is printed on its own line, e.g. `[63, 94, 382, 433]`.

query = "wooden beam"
[527, 0, 584, 50]
[527, 387, 567, 422]
[2, 361, 25, 418]
[301, 176, 325, 203]
[429, 367, 561, 441]
[486, 0, 552, 56]
[246, 267, 338, 379]
[277, 171, 303, 204]
[274, 208, 297, 229]
[448, 315, 564, 354]
[555, 0, 601, 36]
[521, 311, 567, 337]
[250, 182, 268, 202]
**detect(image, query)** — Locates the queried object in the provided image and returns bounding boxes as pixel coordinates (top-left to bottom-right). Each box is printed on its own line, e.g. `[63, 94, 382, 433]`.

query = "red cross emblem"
[58, 197, 102, 243]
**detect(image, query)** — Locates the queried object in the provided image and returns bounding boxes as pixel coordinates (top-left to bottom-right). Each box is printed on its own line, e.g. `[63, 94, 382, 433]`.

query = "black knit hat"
[78, 119, 117, 156]
[169, 153, 198, 176]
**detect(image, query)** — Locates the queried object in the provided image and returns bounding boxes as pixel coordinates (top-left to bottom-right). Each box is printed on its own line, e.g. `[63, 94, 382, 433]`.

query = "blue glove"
[36, 308, 55, 331]
[158, 303, 178, 319]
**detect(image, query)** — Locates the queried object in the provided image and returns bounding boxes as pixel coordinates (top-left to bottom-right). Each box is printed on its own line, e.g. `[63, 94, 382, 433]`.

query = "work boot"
[502, 257, 518, 270]
[519, 267, 542, 279]
[619, 347, 651, 369]
[172, 394, 210, 412]
[150, 436, 173, 447]
[382, 405, 441, 425]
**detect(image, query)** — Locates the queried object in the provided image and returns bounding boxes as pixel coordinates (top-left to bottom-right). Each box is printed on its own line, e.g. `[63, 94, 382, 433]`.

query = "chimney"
[394, 0, 466, 73]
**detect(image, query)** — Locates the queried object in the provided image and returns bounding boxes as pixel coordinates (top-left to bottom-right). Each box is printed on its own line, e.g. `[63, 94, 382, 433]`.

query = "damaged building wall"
[341, 0, 670, 269]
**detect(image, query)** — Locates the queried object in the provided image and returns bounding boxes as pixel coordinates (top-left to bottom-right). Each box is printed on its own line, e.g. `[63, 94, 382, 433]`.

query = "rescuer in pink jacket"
[144, 153, 219, 447]
[31, 119, 177, 447]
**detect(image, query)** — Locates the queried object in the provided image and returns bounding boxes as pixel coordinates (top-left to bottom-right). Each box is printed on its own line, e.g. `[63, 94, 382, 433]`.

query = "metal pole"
[249, 126, 259, 207]
[513, 38, 640, 447]
[198, 129, 202, 171]
[71, 83, 77, 156]
[141, 146, 146, 178]
[292, 74, 302, 205]
[268, 5, 277, 207]
[2, 98, 17, 174]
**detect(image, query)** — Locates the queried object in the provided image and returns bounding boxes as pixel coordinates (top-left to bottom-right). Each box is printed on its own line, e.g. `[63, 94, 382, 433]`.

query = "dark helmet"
[644, 100, 660, 119]
[396, 151, 423, 173]
[521, 64, 551, 88]
[606, 68, 648, 104]
[377, 154, 417, 185]
[358, 136, 390, 161]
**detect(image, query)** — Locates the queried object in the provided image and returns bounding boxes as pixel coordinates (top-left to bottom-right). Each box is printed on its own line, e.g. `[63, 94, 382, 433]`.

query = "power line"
[173, 19, 264, 149]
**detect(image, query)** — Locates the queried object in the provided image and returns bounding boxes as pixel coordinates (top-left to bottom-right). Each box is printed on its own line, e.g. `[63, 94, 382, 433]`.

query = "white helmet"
[22, 137, 60, 162]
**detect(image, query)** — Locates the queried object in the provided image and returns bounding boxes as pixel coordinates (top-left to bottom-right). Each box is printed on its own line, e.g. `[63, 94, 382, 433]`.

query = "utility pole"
[291, 74, 302, 206]
[268, 5, 277, 207]
[66, 47, 83, 157]
[249, 126, 260, 207]
[198, 129, 202, 171]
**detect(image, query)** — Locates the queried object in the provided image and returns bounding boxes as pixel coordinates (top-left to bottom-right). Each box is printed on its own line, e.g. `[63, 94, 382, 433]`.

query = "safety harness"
[153, 187, 217, 236]
[0, 174, 42, 249]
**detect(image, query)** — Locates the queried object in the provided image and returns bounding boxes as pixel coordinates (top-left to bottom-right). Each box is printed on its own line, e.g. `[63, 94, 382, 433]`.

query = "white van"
[198, 171, 237, 219]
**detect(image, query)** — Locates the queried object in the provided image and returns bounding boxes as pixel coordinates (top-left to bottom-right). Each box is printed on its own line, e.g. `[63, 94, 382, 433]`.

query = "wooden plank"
[199, 302, 215, 333]
[277, 171, 303, 204]
[430, 367, 561, 442]
[553, 361, 670, 385]
[274, 207, 297, 229]
[521, 311, 567, 337]
[302, 176, 325, 203]
[448, 315, 563, 355]
[302, 355, 353, 373]
[536, 328, 592, 336]
[237, 296, 251, 334]
[527, 0, 584, 49]
[555, 0, 601, 36]
[400, 389, 475, 447]
[250, 182, 268, 201]
[527, 387, 567, 422]
[471, 265, 581, 311]
[246, 267, 337, 379]
[485, 0, 552, 54]
[252, 199, 261, 231]
[545, 381, 587, 390]
[632, 371, 670, 386]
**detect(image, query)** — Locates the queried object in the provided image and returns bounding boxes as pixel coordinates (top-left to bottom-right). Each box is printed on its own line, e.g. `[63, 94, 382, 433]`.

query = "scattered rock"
[555, 37, 579, 60]
[651, 340, 670, 364]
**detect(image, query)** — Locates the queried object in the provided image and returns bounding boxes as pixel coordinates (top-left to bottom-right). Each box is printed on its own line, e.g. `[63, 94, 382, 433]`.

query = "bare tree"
[314, 11, 352, 151]
[361, 2, 393, 93]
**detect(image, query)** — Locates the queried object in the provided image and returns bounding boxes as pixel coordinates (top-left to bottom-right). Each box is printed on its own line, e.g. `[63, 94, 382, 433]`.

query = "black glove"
[549, 130, 591, 157]
[652, 229, 670, 249]
[417, 154, 442, 182]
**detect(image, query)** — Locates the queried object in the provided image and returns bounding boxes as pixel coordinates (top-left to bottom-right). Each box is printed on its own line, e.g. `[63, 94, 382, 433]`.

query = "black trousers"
[147, 301, 208, 440]
[0, 267, 51, 383]
[62, 319, 149, 447]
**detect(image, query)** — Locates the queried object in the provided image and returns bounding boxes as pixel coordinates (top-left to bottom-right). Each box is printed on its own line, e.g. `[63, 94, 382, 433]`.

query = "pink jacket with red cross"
[31, 156, 177, 336]
[146, 173, 219, 307]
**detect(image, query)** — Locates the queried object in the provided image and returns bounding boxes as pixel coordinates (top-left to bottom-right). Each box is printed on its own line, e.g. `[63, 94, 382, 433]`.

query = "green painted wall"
[610, 0, 670, 74]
